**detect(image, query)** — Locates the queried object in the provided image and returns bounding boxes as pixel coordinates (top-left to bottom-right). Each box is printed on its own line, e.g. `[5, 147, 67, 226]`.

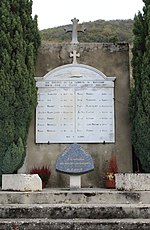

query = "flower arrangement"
[105, 172, 115, 180]
[105, 155, 118, 188]
[30, 166, 51, 188]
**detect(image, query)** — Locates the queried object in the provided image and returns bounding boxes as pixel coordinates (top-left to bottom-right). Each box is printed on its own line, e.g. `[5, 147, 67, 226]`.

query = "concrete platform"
[0, 203, 150, 219]
[0, 188, 149, 230]
[0, 218, 150, 230]
[0, 188, 149, 204]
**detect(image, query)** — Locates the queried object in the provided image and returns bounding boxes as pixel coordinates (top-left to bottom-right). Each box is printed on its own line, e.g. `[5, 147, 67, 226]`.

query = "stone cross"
[65, 18, 86, 44]
[70, 50, 80, 64]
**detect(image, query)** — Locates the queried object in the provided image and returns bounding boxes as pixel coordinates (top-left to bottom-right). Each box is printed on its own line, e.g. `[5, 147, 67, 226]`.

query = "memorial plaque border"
[35, 64, 116, 144]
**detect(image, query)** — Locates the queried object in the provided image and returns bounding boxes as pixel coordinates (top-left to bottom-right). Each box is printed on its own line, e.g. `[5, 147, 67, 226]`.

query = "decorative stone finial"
[70, 50, 80, 64]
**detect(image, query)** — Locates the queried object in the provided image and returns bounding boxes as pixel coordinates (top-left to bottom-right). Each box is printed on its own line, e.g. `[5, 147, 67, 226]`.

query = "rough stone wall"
[19, 42, 132, 188]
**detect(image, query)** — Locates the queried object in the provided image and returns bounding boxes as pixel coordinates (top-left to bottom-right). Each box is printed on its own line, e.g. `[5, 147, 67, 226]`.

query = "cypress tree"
[0, 0, 40, 182]
[129, 0, 150, 172]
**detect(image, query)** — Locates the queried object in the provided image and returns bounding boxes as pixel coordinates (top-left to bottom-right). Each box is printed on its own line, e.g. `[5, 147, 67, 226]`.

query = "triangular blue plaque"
[56, 144, 94, 175]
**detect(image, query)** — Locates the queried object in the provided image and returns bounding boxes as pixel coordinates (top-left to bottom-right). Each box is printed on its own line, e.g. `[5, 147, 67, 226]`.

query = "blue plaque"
[56, 144, 94, 175]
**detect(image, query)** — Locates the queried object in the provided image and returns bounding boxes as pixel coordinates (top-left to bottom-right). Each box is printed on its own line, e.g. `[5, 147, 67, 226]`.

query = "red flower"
[30, 166, 51, 185]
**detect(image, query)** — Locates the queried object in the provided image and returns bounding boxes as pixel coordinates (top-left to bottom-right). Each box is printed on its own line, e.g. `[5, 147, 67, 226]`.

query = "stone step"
[0, 203, 150, 219]
[0, 218, 150, 230]
[0, 188, 149, 204]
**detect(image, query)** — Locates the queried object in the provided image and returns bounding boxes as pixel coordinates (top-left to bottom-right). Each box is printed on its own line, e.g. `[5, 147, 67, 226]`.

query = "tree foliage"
[129, 0, 150, 172]
[0, 0, 41, 182]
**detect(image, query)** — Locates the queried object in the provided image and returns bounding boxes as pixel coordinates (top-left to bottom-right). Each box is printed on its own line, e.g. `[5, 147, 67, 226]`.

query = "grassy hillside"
[40, 19, 133, 44]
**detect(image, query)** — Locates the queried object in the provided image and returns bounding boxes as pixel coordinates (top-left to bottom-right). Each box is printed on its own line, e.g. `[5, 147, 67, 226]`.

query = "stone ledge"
[0, 218, 150, 230]
[0, 189, 149, 204]
[2, 174, 42, 191]
[115, 173, 150, 191]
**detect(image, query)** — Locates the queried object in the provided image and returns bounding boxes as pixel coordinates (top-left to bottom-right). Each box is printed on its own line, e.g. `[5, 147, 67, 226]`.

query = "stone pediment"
[35, 64, 116, 84]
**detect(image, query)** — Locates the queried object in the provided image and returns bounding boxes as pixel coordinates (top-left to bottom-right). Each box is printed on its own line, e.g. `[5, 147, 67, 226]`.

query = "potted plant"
[104, 155, 118, 189]
[30, 166, 51, 188]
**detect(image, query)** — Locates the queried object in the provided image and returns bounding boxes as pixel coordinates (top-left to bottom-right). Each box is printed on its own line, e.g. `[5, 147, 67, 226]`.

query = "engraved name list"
[36, 79, 115, 143]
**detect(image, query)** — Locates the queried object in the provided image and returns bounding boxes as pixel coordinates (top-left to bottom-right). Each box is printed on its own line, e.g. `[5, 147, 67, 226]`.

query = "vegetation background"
[40, 19, 133, 43]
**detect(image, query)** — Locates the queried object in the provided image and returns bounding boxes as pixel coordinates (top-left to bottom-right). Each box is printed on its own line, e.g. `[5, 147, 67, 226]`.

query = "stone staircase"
[0, 188, 150, 230]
